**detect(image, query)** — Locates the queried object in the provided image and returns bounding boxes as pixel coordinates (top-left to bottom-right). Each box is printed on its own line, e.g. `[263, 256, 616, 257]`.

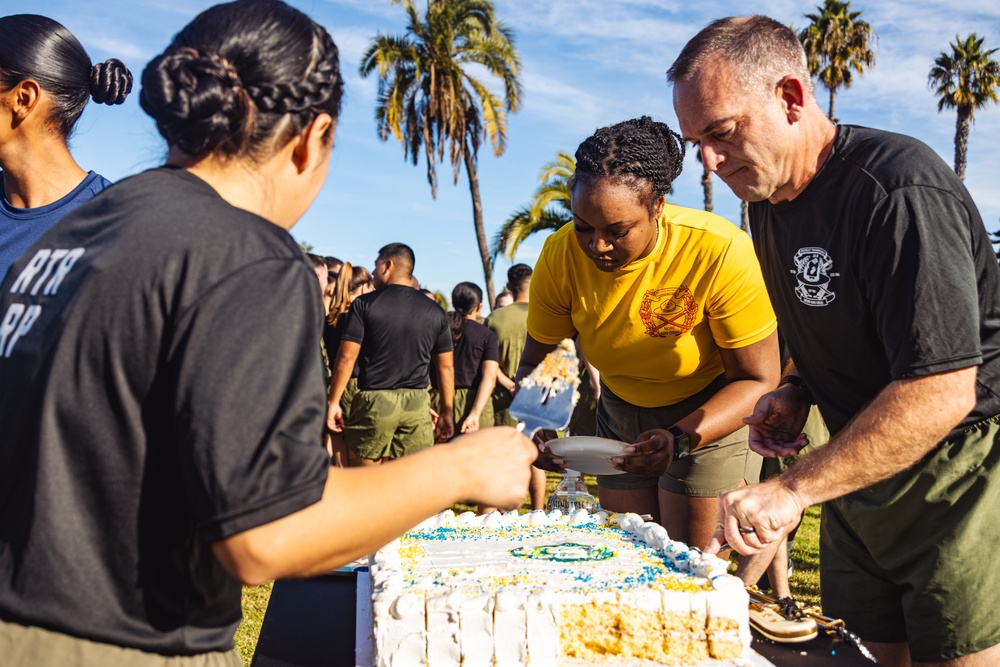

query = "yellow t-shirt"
[527, 204, 776, 408]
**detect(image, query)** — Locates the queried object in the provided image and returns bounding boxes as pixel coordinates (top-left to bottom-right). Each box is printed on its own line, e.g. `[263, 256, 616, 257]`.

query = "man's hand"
[704, 479, 806, 556]
[743, 385, 811, 457]
[326, 402, 344, 433]
[610, 429, 674, 476]
[435, 412, 455, 442]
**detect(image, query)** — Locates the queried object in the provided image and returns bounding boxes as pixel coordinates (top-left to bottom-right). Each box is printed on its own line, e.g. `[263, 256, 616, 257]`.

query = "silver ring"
[738, 526, 756, 534]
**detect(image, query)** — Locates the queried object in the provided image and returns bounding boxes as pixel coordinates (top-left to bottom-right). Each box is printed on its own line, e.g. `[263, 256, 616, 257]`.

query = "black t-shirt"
[0, 167, 331, 654]
[324, 317, 359, 378]
[453, 319, 500, 388]
[750, 125, 1000, 437]
[341, 284, 452, 390]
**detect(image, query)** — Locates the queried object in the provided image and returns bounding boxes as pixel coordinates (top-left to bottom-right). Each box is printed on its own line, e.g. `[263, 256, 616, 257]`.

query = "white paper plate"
[545, 436, 629, 475]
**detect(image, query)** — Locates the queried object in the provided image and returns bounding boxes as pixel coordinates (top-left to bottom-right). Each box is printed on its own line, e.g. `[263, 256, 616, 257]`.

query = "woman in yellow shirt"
[518, 116, 780, 550]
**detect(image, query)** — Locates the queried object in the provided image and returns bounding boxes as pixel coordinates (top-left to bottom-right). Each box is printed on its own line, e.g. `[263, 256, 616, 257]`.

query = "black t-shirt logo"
[791, 247, 839, 307]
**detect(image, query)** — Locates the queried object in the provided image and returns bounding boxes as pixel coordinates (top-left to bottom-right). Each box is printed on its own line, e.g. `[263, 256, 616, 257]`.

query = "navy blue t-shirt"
[0, 170, 110, 280]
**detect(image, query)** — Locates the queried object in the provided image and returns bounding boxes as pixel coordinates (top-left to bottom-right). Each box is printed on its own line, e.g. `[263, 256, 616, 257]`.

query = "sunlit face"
[571, 179, 661, 273]
[313, 265, 329, 292]
[673, 55, 794, 204]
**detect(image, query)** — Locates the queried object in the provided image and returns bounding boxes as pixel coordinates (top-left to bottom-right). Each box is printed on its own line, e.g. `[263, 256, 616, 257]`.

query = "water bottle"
[546, 470, 597, 513]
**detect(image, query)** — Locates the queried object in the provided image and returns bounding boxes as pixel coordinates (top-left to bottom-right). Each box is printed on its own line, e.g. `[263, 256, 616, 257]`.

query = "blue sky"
[36, 0, 1000, 309]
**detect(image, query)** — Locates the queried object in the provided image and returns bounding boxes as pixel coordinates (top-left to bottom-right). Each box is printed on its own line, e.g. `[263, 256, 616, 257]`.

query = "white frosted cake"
[367, 509, 750, 666]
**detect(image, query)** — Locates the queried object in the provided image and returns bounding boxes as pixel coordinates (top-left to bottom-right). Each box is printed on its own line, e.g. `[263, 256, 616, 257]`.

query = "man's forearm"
[781, 366, 977, 507]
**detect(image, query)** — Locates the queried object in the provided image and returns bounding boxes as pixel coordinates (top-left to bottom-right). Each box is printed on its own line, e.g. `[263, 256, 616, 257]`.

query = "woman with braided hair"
[518, 116, 779, 551]
[0, 14, 132, 279]
[0, 1, 536, 664]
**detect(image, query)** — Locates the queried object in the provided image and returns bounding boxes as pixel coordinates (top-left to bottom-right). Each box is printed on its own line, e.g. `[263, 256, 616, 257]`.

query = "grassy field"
[233, 474, 823, 665]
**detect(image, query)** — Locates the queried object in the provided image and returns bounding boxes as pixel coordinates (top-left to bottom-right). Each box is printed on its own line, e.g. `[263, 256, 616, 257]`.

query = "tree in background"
[928, 34, 1000, 181]
[799, 0, 876, 121]
[360, 0, 522, 306]
[491, 151, 574, 263]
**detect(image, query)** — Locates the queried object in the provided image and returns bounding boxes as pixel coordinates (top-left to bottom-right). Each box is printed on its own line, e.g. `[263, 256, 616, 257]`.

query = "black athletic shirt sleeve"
[170, 259, 330, 542]
[860, 186, 984, 380]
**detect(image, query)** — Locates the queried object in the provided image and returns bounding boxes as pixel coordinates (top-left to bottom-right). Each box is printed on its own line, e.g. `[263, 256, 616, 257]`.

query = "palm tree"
[740, 201, 750, 233]
[490, 151, 574, 262]
[799, 0, 876, 121]
[360, 0, 522, 306]
[928, 34, 1000, 181]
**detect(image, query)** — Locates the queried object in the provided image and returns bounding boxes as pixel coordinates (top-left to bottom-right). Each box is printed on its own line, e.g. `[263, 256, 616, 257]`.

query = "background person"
[670, 15, 1000, 666]
[447, 281, 499, 436]
[519, 116, 780, 550]
[0, 13, 131, 279]
[0, 2, 536, 664]
[486, 262, 548, 508]
[326, 243, 456, 464]
[493, 289, 513, 310]
[323, 261, 373, 466]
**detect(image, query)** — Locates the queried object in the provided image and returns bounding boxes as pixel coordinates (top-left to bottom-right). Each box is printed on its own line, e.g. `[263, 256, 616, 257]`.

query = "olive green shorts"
[339, 376, 360, 415]
[345, 387, 434, 460]
[454, 385, 494, 430]
[820, 414, 1000, 661]
[0, 618, 241, 667]
[595, 376, 762, 497]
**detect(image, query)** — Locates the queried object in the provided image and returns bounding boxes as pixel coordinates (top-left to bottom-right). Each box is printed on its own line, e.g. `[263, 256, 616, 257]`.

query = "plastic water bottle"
[546, 470, 596, 513]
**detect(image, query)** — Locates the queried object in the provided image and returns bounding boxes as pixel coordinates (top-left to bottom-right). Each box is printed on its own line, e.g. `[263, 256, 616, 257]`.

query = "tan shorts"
[0, 619, 241, 667]
[595, 376, 761, 497]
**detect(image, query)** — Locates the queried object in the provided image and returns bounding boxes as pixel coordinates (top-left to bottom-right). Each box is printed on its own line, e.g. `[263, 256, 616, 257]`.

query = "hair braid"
[573, 116, 686, 214]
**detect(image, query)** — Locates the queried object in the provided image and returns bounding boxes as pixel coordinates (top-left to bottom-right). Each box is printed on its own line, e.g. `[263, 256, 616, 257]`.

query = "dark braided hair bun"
[140, 48, 254, 157]
[139, 0, 343, 160]
[89, 58, 132, 105]
[573, 116, 686, 213]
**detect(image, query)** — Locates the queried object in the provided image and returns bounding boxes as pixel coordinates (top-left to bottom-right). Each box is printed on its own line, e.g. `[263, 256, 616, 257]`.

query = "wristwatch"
[666, 425, 691, 460]
[779, 374, 816, 405]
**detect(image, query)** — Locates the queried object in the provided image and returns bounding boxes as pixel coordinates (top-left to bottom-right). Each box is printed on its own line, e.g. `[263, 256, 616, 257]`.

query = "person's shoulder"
[486, 302, 527, 326]
[538, 222, 576, 254]
[664, 204, 748, 247]
[833, 125, 955, 191]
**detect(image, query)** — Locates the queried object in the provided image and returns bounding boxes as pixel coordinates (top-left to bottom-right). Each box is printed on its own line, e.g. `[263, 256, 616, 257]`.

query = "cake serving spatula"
[509, 339, 580, 439]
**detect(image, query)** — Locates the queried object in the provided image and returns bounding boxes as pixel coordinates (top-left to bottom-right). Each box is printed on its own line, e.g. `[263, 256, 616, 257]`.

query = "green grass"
[232, 475, 824, 665]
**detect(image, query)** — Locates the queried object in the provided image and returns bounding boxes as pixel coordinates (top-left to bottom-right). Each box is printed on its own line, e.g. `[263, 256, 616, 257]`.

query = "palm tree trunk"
[954, 106, 970, 181]
[464, 148, 496, 308]
[740, 200, 750, 233]
[828, 87, 836, 122]
[701, 168, 713, 212]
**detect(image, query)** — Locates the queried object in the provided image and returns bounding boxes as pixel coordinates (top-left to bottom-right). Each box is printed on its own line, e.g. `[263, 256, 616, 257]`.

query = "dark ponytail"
[572, 116, 686, 216]
[140, 0, 343, 161]
[0, 14, 132, 138]
[451, 282, 483, 318]
[448, 281, 483, 347]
